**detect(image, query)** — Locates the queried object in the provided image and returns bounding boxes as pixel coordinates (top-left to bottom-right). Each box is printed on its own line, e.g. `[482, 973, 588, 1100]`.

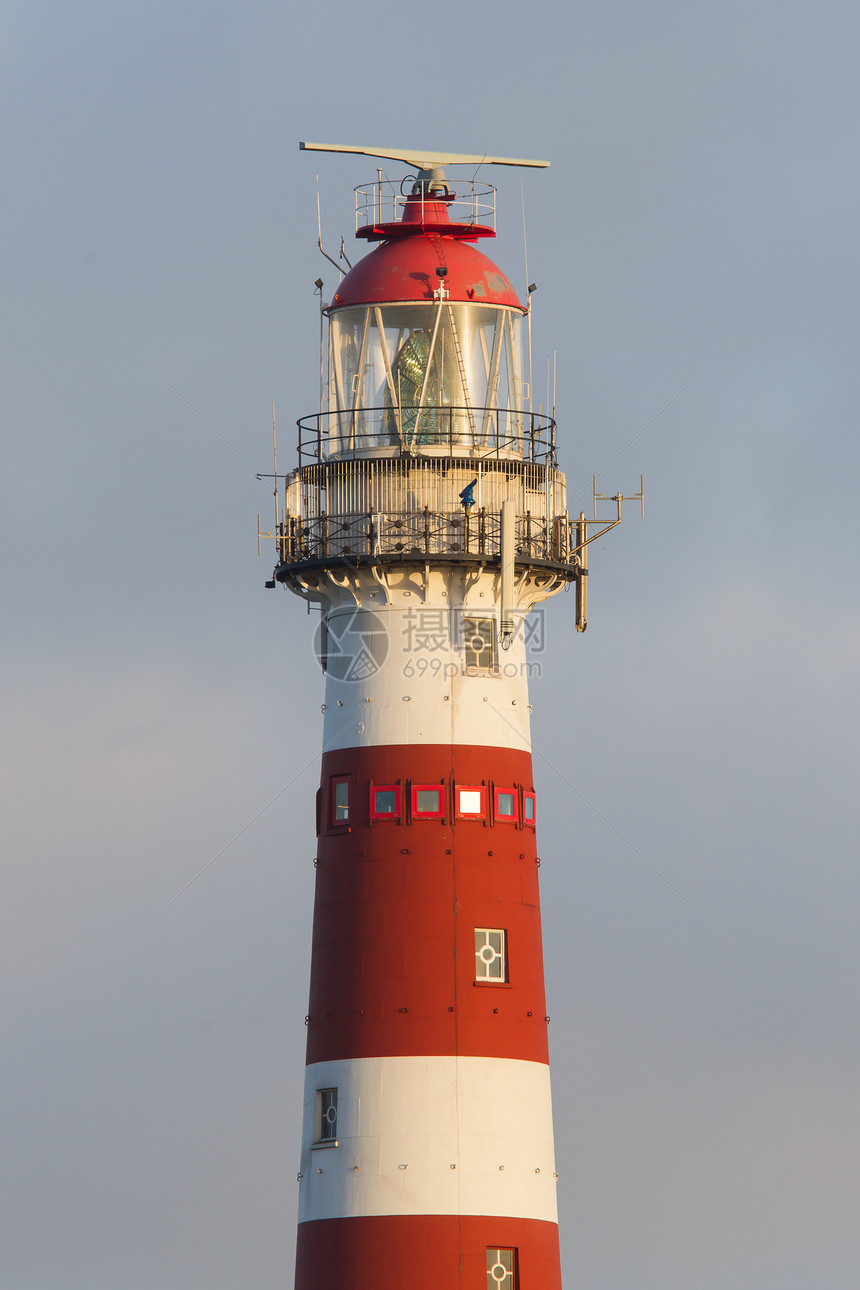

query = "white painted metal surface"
[291, 565, 567, 751]
[320, 594, 533, 751]
[299, 142, 550, 170]
[321, 623, 533, 749]
[298, 1056, 558, 1223]
[303, 558, 573, 750]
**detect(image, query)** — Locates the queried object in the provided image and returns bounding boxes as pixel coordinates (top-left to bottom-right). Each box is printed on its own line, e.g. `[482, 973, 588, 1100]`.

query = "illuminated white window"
[486, 1247, 517, 1289]
[456, 784, 486, 819]
[315, 1088, 338, 1144]
[464, 617, 497, 671]
[475, 928, 506, 982]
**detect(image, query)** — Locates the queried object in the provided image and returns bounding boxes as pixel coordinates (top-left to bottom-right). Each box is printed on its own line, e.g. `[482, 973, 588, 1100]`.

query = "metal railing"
[297, 406, 557, 466]
[274, 506, 575, 570]
[354, 179, 496, 233]
[288, 455, 563, 522]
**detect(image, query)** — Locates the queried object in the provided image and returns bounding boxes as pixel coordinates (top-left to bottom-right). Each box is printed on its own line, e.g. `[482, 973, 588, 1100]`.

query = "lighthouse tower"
[271, 143, 584, 1290]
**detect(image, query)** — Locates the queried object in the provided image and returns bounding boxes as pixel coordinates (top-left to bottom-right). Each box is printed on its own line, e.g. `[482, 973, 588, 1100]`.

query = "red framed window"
[494, 787, 517, 822]
[411, 783, 444, 819]
[370, 784, 401, 821]
[522, 791, 536, 826]
[455, 784, 486, 819]
[330, 775, 350, 826]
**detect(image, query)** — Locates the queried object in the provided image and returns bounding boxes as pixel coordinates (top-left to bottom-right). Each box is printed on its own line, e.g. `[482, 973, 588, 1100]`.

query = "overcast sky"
[3, 2, 859, 1287]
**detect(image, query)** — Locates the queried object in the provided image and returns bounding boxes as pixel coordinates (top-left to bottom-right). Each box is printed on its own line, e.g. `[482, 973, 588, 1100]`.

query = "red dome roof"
[330, 235, 524, 311]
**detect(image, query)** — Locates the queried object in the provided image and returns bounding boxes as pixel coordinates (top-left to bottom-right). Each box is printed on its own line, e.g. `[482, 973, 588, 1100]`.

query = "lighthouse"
[267, 143, 591, 1290]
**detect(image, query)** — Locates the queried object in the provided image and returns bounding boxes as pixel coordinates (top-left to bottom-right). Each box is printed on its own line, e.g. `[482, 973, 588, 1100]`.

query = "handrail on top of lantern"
[354, 179, 497, 235]
[296, 405, 557, 467]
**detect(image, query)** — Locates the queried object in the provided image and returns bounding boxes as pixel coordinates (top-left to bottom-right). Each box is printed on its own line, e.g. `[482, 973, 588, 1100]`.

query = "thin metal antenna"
[272, 400, 279, 536]
[592, 476, 645, 522]
[315, 277, 325, 415]
[521, 184, 529, 297]
[272, 400, 277, 476]
[552, 350, 557, 421]
[315, 173, 346, 278]
[470, 154, 489, 185]
[522, 184, 534, 419]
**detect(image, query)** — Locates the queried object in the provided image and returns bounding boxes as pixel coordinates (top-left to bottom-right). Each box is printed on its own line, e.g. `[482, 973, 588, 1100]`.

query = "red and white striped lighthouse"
[270, 143, 584, 1290]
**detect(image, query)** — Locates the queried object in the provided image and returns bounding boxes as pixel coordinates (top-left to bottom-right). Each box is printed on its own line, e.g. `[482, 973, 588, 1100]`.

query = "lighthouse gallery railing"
[296, 406, 557, 467]
[275, 454, 575, 571]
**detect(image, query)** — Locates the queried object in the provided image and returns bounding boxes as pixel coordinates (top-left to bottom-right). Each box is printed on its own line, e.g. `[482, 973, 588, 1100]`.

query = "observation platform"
[272, 423, 580, 581]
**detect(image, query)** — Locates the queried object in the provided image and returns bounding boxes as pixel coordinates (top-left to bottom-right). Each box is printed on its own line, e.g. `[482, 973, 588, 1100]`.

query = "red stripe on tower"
[271, 143, 584, 1290]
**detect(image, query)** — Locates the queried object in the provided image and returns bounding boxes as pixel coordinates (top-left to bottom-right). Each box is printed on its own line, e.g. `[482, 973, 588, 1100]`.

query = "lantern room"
[299, 159, 550, 463]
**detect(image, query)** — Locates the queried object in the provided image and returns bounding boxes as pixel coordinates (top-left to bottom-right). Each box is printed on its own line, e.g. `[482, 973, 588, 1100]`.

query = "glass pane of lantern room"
[327, 309, 369, 456]
[459, 306, 522, 451]
[327, 304, 523, 457]
[449, 304, 520, 409]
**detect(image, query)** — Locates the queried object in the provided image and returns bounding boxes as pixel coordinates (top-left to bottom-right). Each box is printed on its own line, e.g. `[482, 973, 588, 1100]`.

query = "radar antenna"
[299, 142, 550, 170]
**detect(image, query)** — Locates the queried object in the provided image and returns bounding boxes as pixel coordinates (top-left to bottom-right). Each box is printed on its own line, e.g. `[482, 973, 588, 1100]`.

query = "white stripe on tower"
[320, 598, 533, 752]
[299, 1056, 556, 1222]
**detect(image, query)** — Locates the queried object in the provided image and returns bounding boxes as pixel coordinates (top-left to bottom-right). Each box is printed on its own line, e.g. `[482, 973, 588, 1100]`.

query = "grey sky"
[3, 2, 859, 1287]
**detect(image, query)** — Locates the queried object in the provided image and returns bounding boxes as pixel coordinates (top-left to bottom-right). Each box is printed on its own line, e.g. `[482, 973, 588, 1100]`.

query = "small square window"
[456, 785, 486, 819]
[412, 784, 444, 819]
[315, 1087, 338, 1144]
[475, 928, 506, 982]
[371, 785, 400, 820]
[523, 791, 536, 825]
[331, 777, 350, 825]
[494, 788, 516, 821]
[486, 1247, 517, 1289]
[464, 617, 497, 671]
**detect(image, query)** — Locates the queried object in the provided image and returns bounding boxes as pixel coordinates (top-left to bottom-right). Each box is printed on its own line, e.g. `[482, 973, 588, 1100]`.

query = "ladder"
[446, 304, 478, 450]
